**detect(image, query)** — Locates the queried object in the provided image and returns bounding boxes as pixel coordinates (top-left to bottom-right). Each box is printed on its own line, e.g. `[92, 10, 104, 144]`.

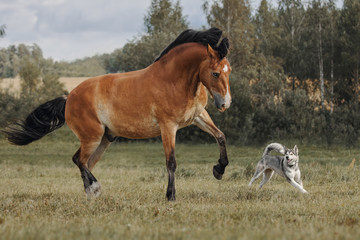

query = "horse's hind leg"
[71, 128, 112, 197]
[72, 142, 102, 197]
[87, 135, 112, 171]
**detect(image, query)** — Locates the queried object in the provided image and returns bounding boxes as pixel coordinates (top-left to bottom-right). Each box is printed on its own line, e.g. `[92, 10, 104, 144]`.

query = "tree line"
[103, 0, 360, 146]
[1, 0, 360, 146]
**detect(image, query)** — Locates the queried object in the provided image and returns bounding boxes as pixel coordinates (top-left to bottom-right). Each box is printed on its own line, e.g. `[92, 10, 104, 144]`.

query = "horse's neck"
[156, 44, 206, 96]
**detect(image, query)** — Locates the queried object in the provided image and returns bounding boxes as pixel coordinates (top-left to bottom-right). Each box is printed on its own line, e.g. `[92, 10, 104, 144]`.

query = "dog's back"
[258, 155, 285, 177]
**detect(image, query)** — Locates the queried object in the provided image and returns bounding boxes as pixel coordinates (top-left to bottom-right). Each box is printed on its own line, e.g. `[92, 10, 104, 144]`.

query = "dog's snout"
[286, 156, 289, 160]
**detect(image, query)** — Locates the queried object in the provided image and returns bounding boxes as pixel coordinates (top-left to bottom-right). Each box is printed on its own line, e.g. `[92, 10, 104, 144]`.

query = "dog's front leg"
[289, 179, 308, 194]
[294, 171, 304, 188]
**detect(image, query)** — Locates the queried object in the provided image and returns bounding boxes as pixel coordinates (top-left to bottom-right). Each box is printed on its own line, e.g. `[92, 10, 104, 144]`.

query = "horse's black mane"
[154, 27, 230, 62]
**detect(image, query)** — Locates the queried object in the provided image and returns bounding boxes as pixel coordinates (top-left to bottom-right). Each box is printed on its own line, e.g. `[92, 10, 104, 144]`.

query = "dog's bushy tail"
[2, 96, 67, 145]
[262, 143, 286, 157]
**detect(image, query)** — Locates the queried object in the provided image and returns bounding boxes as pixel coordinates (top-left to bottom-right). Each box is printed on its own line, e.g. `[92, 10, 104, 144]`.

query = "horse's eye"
[212, 72, 220, 78]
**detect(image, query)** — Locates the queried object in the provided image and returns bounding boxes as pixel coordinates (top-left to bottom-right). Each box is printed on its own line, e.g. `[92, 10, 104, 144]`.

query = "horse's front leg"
[194, 110, 228, 180]
[160, 124, 177, 201]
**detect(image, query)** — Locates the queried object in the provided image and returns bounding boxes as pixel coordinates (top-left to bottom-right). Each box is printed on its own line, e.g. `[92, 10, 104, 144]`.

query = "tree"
[254, 0, 281, 57]
[53, 55, 106, 77]
[336, 0, 360, 103]
[144, 0, 187, 35]
[19, 60, 41, 97]
[0, 43, 66, 127]
[103, 50, 122, 73]
[0, 24, 5, 38]
[327, 0, 338, 113]
[0, 44, 45, 78]
[277, 0, 306, 90]
[203, 0, 255, 72]
[304, 0, 333, 110]
[39, 58, 66, 96]
[253, 0, 285, 105]
[109, 0, 189, 72]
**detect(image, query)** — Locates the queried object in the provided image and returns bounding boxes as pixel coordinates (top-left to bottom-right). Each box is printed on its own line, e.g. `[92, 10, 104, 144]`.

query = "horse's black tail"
[2, 96, 67, 145]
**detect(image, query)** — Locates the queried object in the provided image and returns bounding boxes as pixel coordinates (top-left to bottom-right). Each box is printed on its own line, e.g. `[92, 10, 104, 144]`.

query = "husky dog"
[248, 143, 308, 193]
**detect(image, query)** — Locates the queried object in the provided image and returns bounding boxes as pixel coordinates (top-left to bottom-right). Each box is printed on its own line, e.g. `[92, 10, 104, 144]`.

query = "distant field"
[0, 76, 89, 93]
[0, 127, 359, 239]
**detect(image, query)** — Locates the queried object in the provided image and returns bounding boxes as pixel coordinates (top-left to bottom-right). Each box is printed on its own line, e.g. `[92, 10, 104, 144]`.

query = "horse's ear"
[207, 44, 218, 61]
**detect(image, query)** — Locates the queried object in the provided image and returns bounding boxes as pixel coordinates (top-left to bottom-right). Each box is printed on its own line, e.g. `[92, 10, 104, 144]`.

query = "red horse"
[3, 28, 232, 201]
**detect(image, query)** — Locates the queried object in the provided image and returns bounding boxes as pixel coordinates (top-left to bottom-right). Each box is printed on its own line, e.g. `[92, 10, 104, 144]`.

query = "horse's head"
[199, 44, 232, 112]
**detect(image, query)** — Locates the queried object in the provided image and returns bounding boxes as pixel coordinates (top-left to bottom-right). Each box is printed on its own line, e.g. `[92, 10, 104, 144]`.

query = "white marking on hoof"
[85, 181, 102, 197]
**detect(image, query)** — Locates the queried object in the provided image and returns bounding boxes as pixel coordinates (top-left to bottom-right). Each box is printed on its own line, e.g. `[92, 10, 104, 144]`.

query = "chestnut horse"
[3, 28, 232, 201]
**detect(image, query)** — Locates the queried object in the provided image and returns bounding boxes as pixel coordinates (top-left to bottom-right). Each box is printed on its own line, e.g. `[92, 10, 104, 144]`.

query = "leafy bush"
[0, 59, 66, 128]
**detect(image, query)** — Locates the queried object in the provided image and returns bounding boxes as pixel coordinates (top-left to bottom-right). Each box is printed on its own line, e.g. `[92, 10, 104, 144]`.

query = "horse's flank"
[65, 42, 208, 140]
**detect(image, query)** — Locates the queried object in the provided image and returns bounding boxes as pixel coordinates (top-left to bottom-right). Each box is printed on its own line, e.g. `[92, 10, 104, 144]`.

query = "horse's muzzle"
[213, 92, 231, 112]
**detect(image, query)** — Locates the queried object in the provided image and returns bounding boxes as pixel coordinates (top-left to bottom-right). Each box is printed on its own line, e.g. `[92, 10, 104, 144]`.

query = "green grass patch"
[1, 137, 360, 239]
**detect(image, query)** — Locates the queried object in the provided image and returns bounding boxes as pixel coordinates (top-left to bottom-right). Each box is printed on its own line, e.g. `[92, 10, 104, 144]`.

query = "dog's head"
[285, 145, 298, 166]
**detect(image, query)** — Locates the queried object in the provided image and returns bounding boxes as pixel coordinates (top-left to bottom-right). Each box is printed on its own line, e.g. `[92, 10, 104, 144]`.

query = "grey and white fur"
[248, 143, 308, 193]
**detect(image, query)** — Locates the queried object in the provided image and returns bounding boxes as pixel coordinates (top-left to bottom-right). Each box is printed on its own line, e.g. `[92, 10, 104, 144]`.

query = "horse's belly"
[108, 116, 161, 139]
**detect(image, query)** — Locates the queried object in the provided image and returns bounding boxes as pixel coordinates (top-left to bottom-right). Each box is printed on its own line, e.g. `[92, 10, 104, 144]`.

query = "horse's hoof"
[166, 194, 176, 201]
[166, 190, 176, 201]
[85, 181, 102, 197]
[167, 196, 176, 201]
[213, 165, 223, 180]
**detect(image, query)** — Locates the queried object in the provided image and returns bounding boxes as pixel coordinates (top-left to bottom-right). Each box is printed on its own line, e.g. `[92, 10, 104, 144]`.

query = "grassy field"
[0, 128, 359, 239]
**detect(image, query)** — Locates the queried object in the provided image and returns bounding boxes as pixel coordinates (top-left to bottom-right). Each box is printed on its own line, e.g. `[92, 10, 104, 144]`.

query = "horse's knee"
[217, 132, 226, 147]
[72, 149, 81, 166]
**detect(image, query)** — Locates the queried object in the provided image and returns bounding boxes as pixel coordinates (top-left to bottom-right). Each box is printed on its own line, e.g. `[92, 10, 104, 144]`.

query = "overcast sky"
[0, 0, 342, 62]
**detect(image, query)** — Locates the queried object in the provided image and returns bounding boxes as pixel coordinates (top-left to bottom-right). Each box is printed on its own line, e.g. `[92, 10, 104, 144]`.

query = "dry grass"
[59, 77, 89, 92]
[0, 76, 89, 93]
[0, 129, 360, 239]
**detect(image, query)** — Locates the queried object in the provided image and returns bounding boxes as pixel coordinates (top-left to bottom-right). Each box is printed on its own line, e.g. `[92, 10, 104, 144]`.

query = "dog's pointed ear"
[294, 145, 298, 155]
